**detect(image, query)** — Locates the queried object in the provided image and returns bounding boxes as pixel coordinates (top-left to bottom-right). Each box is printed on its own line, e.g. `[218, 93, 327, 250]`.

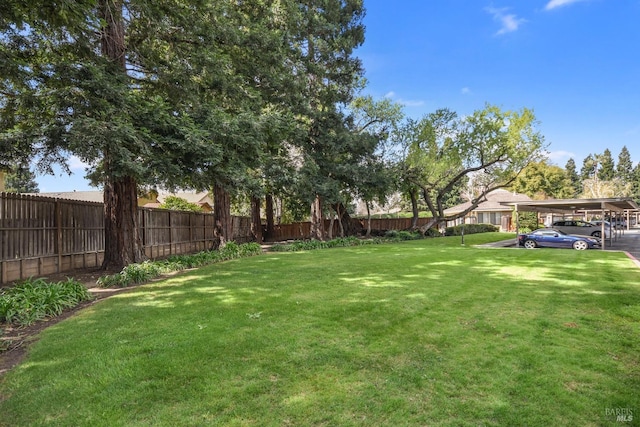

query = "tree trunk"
[419, 218, 439, 235]
[213, 183, 232, 249]
[265, 193, 275, 239]
[310, 195, 324, 240]
[328, 215, 334, 240]
[99, 0, 126, 70]
[334, 204, 344, 237]
[250, 195, 263, 243]
[100, 0, 145, 270]
[410, 188, 419, 229]
[102, 176, 146, 269]
[331, 202, 362, 237]
[365, 202, 372, 237]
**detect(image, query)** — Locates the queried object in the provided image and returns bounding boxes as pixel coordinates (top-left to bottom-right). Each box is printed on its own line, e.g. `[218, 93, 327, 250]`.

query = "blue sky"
[35, 0, 640, 192]
[357, 0, 640, 163]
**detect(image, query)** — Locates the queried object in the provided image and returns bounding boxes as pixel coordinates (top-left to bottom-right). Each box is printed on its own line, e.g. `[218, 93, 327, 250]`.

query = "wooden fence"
[264, 217, 433, 242]
[0, 193, 253, 284]
[0, 192, 431, 284]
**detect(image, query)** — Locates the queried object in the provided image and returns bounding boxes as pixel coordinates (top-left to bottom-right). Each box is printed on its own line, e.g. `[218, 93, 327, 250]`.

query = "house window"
[491, 212, 500, 225]
[478, 212, 501, 225]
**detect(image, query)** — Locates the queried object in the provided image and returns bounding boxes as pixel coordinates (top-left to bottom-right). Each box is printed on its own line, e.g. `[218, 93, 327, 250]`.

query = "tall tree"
[580, 154, 597, 181]
[1, 1, 294, 266]
[632, 163, 640, 204]
[598, 149, 615, 181]
[397, 105, 546, 232]
[617, 146, 634, 184]
[510, 161, 573, 199]
[3, 162, 39, 193]
[564, 158, 581, 198]
[289, 0, 366, 240]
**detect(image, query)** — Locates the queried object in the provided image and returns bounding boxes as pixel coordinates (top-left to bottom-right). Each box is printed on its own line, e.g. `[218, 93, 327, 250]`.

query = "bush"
[96, 242, 263, 288]
[424, 227, 443, 238]
[444, 223, 499, 236]
[270, 232, 422, 252]
[384, 230, 423, 241]
[0, 277, 93, 326]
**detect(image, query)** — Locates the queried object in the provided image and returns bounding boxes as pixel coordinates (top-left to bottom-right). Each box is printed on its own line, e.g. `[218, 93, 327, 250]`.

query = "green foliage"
[397, 105, 547, 224]
[3, 162, 39, 193]
[597, 149, 615, 181]
[270, 232, 425, 252]
[272, 237, 373, 252]
[564, 158, 581, 198]
[96, 242, 263, 288]
[383, 230, 423, 240]
[616, 146, 634, 184]
[444, 223, 499, 236]
[515, 211, 540, 232]
[510, 160, 574, 199]
[0, 277, 92, 326]
[159, 196, 203, 212]
[424, 227, 444, 237]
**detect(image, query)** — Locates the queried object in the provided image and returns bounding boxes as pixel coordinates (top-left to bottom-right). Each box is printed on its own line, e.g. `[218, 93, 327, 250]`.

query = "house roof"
[157, 191, 211, 205]
[31, 191, 104, 203]
[444, 189, 532, 214]
[27, 190, 214, 208]
[500, 197, 639, 213]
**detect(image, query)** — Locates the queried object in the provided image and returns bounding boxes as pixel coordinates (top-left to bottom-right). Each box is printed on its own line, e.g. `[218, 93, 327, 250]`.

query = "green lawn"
[1, 233, 639, 426]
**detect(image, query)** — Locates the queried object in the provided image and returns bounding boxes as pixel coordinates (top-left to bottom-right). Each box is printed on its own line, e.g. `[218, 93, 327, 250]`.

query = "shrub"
[270, 232, 423, 252]
[444, 223, 499, 236]
[424, 227, 443, 238]
[96, 241, 263, 288]
[0, 277, 93, 326]
[384, 230, 423, 241]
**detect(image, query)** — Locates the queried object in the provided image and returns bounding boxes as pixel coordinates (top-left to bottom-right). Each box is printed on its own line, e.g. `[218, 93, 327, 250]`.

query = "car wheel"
[523, 240, 537, 249]
[573, 240, 588, 250]
[592, 231, 602, 238]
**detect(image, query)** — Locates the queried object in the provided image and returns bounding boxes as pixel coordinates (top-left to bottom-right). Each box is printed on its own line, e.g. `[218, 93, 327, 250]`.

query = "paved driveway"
[604, 227, 640, 261]
[480, 227, 640, 263]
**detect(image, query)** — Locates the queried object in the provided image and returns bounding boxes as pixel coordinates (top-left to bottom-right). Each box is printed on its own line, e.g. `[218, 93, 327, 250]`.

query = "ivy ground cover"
[1, 233, 638, 426]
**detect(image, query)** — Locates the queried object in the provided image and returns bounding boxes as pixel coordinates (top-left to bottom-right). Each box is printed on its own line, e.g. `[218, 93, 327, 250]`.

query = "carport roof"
[499, 197, 639, 214]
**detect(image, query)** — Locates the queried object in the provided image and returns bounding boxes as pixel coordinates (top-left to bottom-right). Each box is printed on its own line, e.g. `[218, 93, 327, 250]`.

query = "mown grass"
[1, 233, 638, 426]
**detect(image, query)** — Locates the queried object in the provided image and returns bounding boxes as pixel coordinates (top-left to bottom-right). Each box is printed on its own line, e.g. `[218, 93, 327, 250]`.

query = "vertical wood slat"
[56, 199, 62, 273]
[0, 192, 437, 284]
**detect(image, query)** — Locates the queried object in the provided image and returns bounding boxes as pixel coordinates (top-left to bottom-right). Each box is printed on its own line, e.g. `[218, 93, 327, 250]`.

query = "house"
[144, 191, 213, 212]
[444, 189, 533, 232]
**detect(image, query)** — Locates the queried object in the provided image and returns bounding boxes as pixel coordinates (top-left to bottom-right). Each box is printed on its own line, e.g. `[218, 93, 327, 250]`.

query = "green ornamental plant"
[0, 278, 93, 326]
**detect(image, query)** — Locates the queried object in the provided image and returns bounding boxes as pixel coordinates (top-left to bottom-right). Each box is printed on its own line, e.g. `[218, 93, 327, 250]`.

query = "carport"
[500, 197, 639, 250]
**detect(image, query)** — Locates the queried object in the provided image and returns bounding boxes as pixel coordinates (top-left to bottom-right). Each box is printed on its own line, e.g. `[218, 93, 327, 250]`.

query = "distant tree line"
[509, 146, 640, 202]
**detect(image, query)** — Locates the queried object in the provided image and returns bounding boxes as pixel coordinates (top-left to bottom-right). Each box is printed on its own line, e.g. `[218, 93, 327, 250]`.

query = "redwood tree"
[1, 0, 291, 267]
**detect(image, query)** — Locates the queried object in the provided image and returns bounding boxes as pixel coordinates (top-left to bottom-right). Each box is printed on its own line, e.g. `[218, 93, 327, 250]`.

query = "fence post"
[55, 199, 62, 274]
[168, 210, 173, 256]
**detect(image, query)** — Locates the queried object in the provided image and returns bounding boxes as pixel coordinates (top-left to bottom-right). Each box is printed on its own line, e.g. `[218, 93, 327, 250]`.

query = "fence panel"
[0, 193, 255, 284]
[1, 191, 435, 284]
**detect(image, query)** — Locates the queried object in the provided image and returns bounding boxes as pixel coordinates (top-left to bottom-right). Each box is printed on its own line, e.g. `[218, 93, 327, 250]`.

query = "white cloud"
[68, 155, 91, 171]
[485, 7, 526, 35]
[399, 99, 426, 107]
[547, 150, 575, 162]
[461, 87, 471, 95]
[384, 91, 425, 107]
[544, 0, 587, 11]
